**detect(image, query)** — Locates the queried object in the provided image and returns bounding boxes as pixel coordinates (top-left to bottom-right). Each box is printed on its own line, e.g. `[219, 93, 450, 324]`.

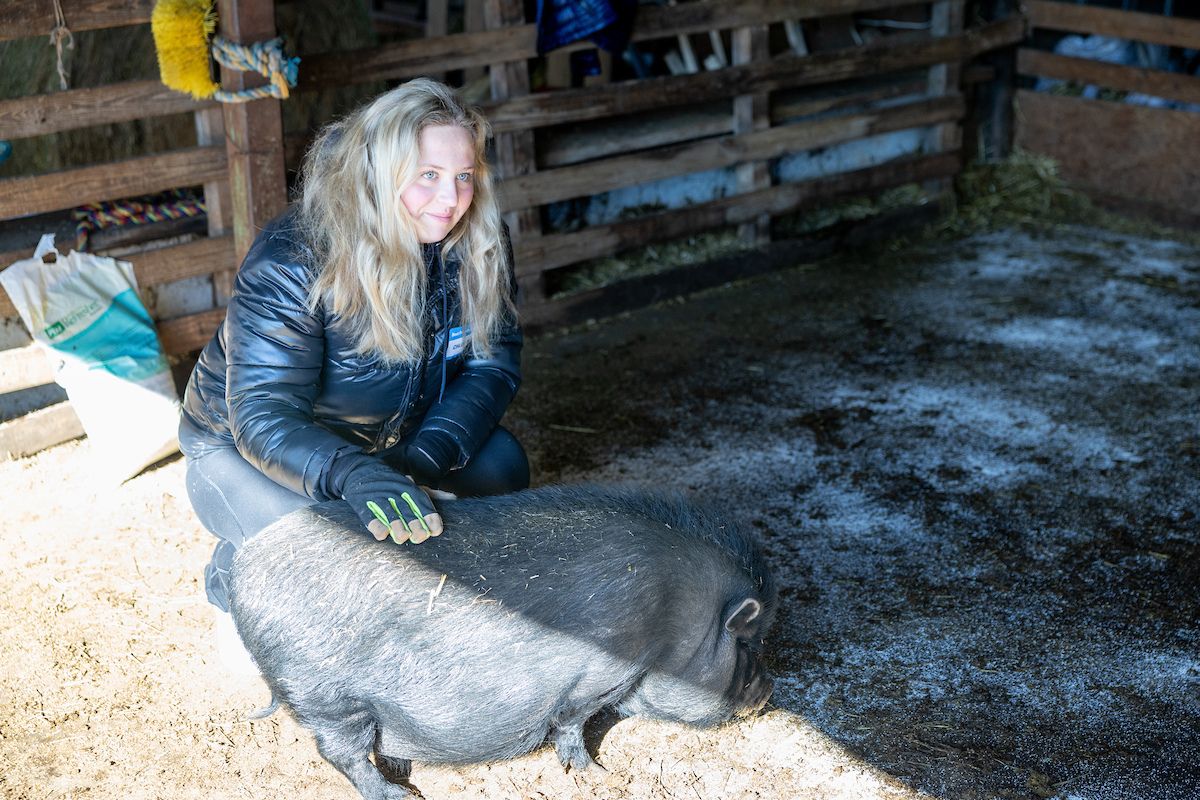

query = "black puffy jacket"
[178, 209, 522, 501]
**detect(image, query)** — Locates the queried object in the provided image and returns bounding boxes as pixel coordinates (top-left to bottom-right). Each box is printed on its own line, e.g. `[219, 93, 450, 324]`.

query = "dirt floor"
[2, 219, 1198, 800]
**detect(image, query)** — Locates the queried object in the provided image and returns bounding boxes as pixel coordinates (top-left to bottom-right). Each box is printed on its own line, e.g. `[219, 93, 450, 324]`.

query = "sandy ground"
[2, 222, 1198, 800]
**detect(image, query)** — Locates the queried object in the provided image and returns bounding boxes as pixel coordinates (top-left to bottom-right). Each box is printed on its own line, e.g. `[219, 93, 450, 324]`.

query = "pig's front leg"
[550, 713, 608, 773]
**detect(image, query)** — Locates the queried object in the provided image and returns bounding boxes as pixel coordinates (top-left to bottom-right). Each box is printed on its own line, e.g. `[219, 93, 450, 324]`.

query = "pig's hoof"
[375, 753, 413, 783]
[555, 741, 600, 772]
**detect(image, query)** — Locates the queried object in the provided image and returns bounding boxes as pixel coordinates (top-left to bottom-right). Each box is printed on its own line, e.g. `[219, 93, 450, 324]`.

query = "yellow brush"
[151, 0, 219, 99]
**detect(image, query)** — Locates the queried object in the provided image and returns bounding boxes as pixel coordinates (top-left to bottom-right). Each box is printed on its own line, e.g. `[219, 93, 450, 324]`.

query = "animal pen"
[2, 0, 1197, 456]
[2, 3, 1200, 800]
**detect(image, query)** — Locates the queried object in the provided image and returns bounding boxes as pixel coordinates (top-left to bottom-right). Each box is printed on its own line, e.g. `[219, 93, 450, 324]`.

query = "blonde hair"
[298, 78, 514, 363]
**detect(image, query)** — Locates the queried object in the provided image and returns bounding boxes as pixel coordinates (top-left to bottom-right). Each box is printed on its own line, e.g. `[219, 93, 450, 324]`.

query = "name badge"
[445, 326, 469, 359]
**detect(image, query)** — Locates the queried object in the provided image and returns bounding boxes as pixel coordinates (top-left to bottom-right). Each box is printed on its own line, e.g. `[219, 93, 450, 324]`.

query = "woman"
[179, 79, 528, 624]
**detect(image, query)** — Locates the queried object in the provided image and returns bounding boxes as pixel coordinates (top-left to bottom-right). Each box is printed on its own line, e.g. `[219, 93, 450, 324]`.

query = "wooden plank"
[1024, 1, 1200, 51]
[130, 233, 236, 289]
[0, 402, 84, 460]
[0, 235, 236, 320]
[1014, 89, 1200, 212]
[926, 1, 964, 149]
[0, 344, 55, 394]
[0, 0, 154, 43]
[520, 199, 949, 333]
[425, 0, 449, 82]
[541, 102, 733, 169]
[732, 24, 772, 245]
[195, 107, 234, 306]
[298, 0, 959, 91]
[157, 307, 227, 355]
[499, 94, 964, 212]
[0, 80, 214, 140]
[0, 146, 227, 220]
[216, 0, 288, 289]
[538, 75, 929, 170]
[483, 16, 1025, 134]
[1017, 49, 1200, 107]
[485, 0, 543, 302]
[515, 150, 960, 275]
[925, 0, 964, 193]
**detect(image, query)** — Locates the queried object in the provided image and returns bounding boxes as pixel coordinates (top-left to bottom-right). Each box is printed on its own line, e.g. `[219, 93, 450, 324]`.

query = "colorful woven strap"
[72, 190, 206, 252]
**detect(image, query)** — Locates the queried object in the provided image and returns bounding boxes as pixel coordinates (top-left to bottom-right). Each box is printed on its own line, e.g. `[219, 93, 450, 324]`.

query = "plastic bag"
[0, 234, 180, 482]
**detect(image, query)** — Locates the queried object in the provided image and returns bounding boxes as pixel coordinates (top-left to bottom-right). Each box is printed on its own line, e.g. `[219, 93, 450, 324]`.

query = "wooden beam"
[925, 0, 965, 193]
[0, 235, 236, 320]
[520, 199, 949, 333]
[297, 0, 961, 91]
[0, 146, 227, 220]
[0, 403, 83, 461]
[131, 233, 237, 289]
[0, 0, 154, 43]
[482, 16, 1025, 134]
[1014, 89, 1200, 213]
[498, 94, 964, 212]
[194, 107, 234, 306]
[514, 150, 960, 275]
[485, 0, 543, 302]
[216, 0, 288, 298]
[732, 24, 772, 245]
[0, 80, 214, 140]
[157, 307, 227, 355]
[0, 344, 55, 394]
[1024, 0, 1200, 51]
[1017, 49, 1200, 107]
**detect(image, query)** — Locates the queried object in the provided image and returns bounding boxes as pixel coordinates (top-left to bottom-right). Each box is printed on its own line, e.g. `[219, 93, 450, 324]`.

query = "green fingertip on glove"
[365, 500, 395, 528]
[399, 492, 431, 532]
[365, 495, 431, 542]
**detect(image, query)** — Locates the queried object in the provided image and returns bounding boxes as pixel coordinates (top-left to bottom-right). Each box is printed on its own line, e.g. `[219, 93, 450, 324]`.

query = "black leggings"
[185, 427, 529, 611]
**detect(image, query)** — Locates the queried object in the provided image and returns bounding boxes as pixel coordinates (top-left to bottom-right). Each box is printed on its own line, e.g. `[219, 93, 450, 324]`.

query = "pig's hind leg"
[373, 725, 413, 783]
[309, 711, 411, 800]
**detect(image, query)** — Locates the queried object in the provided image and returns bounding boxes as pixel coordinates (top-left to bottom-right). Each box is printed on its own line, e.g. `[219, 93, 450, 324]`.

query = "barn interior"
[1, 1, 1197, 798]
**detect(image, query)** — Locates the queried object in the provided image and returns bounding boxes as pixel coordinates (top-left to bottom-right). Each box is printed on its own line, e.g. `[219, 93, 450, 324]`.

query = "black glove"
[404, 429, 459, 487]
[335, 456, 443, 544]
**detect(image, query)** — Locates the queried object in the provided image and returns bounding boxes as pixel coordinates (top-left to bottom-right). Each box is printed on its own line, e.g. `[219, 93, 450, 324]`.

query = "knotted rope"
[211, 36, 299, 102]
[50, 0, 74, 90]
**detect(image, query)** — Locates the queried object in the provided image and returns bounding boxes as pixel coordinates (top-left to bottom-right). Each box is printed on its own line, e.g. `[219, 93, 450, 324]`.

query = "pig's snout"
[735, 663, 774, 717]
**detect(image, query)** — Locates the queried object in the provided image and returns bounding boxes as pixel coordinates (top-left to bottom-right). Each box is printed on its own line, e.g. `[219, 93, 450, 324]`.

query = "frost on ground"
[2, 225, 1197, 800]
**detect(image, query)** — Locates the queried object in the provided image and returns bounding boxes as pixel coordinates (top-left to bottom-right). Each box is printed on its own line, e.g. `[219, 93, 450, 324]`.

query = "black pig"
[229, 484, 777, 800]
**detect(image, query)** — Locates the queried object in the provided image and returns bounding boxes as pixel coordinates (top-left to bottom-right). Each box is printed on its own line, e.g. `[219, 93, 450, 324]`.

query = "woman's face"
[399, 124, 476, 244]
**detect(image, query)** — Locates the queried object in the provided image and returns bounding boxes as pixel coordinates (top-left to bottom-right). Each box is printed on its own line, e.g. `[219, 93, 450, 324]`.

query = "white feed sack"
[1, 235, 180, 482]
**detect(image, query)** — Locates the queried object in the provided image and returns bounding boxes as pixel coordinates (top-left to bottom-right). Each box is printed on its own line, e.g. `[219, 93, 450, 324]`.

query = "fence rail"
[2, 0, 1021, 458]
[1016, 1, 1200, 227]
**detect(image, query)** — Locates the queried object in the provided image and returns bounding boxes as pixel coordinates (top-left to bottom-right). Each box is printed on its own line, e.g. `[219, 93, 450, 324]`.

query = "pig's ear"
[724, 597, 762, 638]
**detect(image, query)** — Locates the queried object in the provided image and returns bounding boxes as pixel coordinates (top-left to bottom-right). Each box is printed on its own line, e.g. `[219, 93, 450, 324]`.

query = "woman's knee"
[444, 427, 529, 497]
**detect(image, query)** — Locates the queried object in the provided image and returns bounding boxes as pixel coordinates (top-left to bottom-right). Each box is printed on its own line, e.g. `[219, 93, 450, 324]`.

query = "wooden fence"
[1015, 1, 1200, 225]
[0, 0, 1026, 458]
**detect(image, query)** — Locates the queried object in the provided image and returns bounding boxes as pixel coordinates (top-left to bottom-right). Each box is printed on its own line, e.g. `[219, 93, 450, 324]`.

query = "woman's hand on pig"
[337, 458, 444, 544]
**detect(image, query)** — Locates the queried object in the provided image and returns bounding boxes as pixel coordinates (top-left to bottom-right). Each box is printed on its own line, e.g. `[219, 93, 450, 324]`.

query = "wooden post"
[214, 0, 288, 305]
[926, 0, 965, 186]
[732, 25, 771, 246]
[484, 0, 545, 306]
[426, 0, 448, 82]
[194, 106, 233, 276]
[464, 0, 486, 84]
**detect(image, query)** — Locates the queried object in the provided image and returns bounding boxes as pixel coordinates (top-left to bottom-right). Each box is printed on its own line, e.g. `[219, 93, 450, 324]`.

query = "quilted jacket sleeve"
[409, 238, 523, 472]
[223, 226, 362, 500]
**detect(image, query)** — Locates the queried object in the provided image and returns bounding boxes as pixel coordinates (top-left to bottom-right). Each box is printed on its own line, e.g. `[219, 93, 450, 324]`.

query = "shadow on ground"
[508, 224, 1200, 800]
